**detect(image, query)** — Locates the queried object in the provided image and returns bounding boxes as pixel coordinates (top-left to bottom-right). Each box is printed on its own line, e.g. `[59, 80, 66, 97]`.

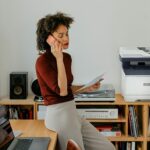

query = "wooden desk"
[10, 120, 57, 150]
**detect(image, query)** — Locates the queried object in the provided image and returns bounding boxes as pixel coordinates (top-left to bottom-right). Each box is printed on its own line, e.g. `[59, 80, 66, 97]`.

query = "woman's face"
[52, 25, 69, 49]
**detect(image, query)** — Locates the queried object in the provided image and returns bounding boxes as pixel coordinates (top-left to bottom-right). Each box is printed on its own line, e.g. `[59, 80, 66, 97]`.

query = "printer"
[119, 47, 150, 101]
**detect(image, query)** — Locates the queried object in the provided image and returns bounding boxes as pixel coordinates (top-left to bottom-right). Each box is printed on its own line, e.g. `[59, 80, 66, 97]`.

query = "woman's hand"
[46, 35, 63, 60]
[84, 82, 100, 93]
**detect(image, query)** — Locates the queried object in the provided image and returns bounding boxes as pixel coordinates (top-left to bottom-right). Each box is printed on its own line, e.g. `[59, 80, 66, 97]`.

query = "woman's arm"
[47, 35, 68, 96]
[56, 58, 68, 96]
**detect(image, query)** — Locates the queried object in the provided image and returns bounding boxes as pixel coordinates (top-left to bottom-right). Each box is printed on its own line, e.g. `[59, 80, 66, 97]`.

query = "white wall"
[0, 0, 150, 97]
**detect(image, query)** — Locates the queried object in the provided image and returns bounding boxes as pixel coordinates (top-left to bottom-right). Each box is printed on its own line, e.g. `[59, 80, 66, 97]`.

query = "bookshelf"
[75, 94, 150, 150]
[0, 96, 36, 119]
[1, 94, 150, 149]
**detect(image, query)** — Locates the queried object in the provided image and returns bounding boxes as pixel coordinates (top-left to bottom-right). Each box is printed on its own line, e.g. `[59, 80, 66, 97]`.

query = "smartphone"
[47, 35, 56, 45]
[47, 35, 62, 45]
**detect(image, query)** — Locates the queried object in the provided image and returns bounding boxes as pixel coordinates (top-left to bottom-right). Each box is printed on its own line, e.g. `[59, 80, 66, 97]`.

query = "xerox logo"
[143, 83, 150, 86]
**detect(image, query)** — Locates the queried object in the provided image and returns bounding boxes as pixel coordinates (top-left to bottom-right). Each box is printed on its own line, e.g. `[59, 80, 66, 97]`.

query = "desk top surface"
[10, 120, 57, 150]
[1, 94, 150, 105]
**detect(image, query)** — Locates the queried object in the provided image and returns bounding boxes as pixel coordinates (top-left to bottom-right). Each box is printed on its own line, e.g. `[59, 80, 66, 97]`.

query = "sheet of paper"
[75, 73, 104, 93]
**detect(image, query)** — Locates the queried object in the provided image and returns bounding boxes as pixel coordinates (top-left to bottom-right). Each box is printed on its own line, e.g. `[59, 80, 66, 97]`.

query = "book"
[100, 130, 121, 137]
[131, 142, 135, 150]
[132, 106, 139, 136]
[128, 108, 133, 136]
[96, 126, 113, 131]
[129, 106, 138, 137]
[97, 125, 121, 137]
[127, 142, 131, 150]
[148, 117, 150, 136]
[75, 73, 105, 93]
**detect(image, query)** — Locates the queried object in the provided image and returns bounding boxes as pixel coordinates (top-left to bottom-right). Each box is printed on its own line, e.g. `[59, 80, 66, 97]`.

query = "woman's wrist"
[56, 57, 63, 63]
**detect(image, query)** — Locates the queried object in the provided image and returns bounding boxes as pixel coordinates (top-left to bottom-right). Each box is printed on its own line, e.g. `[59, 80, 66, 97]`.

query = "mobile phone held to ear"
[47, 35, 56, 45]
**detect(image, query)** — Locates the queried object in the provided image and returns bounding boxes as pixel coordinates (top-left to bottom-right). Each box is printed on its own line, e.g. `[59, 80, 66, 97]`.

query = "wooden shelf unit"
[35, 101, 45, 120]
[75, 94, 150, 150]
[0, 96, 36, 119]
[1, 94, 150, 149]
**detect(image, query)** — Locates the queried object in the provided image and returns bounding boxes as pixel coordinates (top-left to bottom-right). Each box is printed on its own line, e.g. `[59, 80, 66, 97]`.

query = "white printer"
[119, 47, 150, 101]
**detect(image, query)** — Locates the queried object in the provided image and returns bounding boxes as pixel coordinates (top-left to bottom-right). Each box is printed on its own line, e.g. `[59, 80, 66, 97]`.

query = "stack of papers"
[74, 84, 115, 102]
[75, 73, 104, 93]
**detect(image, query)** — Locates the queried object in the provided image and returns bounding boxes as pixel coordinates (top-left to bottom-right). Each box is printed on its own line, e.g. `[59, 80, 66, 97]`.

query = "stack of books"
[128, 106, 140, 137]
[8, 106, 33, 119]
[114, 142, 140, 150]
[96, 125, 121, 137]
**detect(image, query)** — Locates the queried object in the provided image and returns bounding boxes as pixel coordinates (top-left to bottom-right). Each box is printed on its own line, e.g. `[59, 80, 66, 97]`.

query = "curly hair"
[36, 12, 74, 51]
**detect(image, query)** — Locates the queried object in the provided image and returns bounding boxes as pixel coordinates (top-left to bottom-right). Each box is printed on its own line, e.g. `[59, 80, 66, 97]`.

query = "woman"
[36, 12, 115, 150]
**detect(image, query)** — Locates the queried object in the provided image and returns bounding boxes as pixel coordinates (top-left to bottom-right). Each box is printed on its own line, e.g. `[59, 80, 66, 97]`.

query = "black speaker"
[10, 72, 28, 99]
[31, 79, 43, 101]
[31, 79, 41, 96]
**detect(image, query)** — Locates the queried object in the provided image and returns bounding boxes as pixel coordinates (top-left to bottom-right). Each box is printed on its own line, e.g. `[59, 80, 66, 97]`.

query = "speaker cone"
[13, 86, 23, 95]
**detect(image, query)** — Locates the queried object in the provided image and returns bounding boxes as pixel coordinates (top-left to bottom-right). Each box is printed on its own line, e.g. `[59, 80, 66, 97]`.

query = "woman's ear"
[46, 35, 55, 46]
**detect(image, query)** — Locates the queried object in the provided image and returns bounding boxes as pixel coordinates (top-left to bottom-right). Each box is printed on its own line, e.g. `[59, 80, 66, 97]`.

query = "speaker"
[31, 79, 41, 97]
[31, 79, 43, 101]
[10, 72, 28, 99]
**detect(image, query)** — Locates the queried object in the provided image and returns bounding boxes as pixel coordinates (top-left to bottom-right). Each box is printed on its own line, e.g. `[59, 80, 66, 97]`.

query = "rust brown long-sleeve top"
[35, 49, 74, 105]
